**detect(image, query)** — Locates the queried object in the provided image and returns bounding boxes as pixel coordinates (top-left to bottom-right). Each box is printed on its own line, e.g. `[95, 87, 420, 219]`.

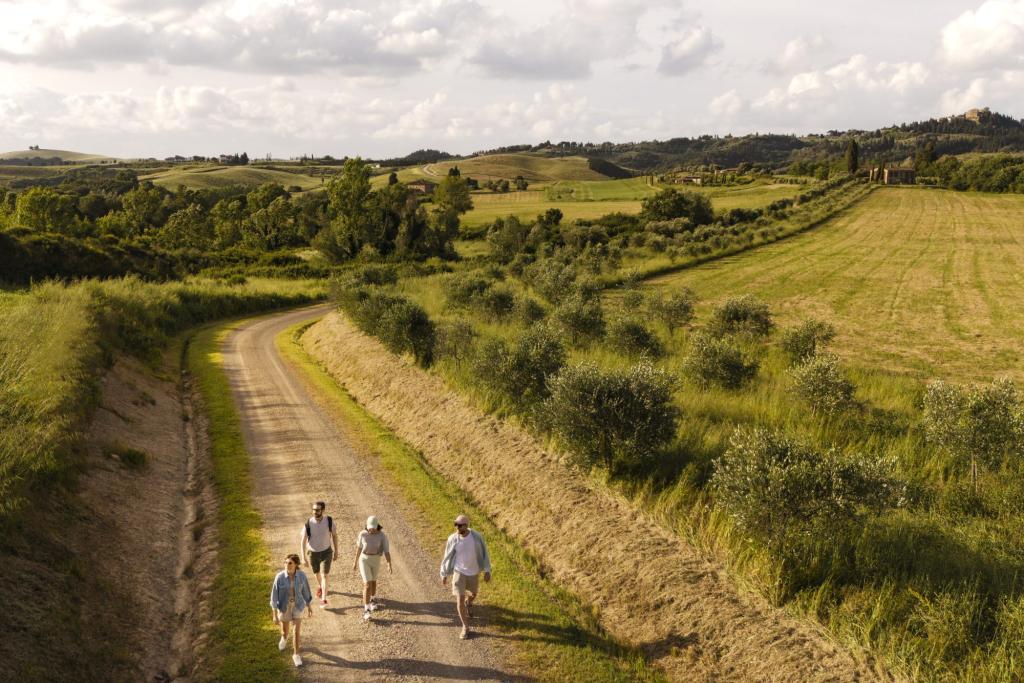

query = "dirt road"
[221, 306, 516, 682]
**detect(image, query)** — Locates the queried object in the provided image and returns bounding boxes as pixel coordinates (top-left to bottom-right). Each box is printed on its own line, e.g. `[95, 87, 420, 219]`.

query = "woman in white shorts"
[269, 553, 314, 667]
[352, 515, 392, 620]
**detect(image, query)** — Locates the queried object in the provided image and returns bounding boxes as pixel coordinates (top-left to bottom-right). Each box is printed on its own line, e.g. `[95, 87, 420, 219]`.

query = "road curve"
[221, 305, 516, 682]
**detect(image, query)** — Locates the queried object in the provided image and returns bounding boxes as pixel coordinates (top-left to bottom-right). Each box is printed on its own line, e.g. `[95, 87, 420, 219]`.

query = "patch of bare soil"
[304, 312, 889, 682]
[73, 355, 218, 682]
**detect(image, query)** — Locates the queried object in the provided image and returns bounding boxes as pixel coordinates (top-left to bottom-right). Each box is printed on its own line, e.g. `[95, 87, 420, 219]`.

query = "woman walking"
[353, 515, 392, 620]
[270, 553, 314, 667]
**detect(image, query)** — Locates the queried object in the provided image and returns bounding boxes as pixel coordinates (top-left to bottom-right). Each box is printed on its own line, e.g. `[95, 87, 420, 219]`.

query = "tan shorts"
[359, 554, 382, 582]
[280, 600, 301, 623]
[452, 571, 479, 597]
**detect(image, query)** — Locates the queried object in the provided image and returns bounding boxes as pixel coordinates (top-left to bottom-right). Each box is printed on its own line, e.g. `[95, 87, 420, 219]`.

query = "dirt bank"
[304, 311, 888, 682]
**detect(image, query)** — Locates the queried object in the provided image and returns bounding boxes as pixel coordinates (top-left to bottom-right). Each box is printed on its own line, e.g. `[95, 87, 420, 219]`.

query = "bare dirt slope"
[221, 306, 515, 682]
[77, 355, 217, 682]
[304, 311, 890, 683]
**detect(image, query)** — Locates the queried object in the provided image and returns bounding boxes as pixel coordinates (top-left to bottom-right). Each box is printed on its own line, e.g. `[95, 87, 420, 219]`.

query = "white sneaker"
[368, 602, 378, 612]
[278, 636, 287, 651]
[292, 653, 303, 667]
[363, 608, 372, 621]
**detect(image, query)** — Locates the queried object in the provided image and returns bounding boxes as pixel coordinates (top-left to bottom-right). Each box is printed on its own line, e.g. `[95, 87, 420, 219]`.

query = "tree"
[436, 320, 476, 370]
[707, 295, 774, 338]
[487, 215, 529, 263]
[422, 175, 473, 258]
[923, 378, 1024, 492]
[241, 195, 295, 250]
[448, 166, 461, 177]
[683, 333, 758, 389]
[789, 353, 857, 416]
[319, 157, 374, 260]
[845, 139, 859, 174]
[553, 293, 605, 346]
[545, 362, 678, 472]
[158, 203, 214, 250]
[640, 188, 714, 225]
[473, 325, 566, 410]
[514, 175, 529, 191]
[388, 171, 399, 186]
[14, 187, 77, 232]
[211, 198, 246, 247]
[121, 185, 165, 235]
[648, 289, 696, 338]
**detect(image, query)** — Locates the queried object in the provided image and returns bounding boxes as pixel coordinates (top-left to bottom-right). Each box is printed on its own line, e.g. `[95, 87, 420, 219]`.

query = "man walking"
[439, 514, 491, 639]
[300, 501, 339, 606]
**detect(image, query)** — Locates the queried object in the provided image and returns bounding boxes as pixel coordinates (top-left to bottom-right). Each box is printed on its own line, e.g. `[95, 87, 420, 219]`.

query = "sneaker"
[278, 636, 287, 651]
[363, 609, 372, 621]
[320, 598, 328, 606]
[292, 653, 303, 667]
[316, 587, 322, 599]
[459, 627, 469, 640]
[368, 602, 378, 612]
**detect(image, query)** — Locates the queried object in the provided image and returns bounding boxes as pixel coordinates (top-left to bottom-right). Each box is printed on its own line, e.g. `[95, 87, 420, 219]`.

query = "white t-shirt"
[303, 516, 333, 552]
[453, 532, 480, 576]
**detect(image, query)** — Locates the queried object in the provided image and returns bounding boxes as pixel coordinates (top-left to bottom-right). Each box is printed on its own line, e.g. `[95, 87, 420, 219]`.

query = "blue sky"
[0, 0, 1021, 159]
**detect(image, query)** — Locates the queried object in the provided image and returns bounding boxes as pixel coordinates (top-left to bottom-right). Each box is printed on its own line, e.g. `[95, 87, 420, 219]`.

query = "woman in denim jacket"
[270, 553, 314, 667]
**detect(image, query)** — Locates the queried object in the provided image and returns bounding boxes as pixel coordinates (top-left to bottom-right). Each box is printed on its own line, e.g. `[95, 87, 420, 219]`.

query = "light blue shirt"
[269, 569, 313, 613]
[439, 529, 492, 578]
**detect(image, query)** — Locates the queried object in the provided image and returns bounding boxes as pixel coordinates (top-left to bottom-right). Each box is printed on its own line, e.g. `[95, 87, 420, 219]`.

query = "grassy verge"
[187, 322, 296, 683]
[277, 320, 661, 683]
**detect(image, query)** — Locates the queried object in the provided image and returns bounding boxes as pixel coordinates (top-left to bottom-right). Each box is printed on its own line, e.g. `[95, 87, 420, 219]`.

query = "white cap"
[366, 515, 380, 530]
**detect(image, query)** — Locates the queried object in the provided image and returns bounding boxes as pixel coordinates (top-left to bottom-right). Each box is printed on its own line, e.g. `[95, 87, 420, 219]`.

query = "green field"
[649, 187, 1024, 381]
[141, 165, 324, 191]
[460, 180, 806, 230]
[424, 154, 609, 182]
[0, 148, 114, 163]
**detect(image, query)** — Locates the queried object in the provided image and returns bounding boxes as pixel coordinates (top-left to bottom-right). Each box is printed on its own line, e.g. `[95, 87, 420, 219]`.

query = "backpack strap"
[305, 520, 311, 540]
[327, 516, 333, 532]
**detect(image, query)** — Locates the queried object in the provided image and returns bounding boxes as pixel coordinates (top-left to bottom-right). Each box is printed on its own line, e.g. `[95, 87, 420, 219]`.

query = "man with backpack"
[300, 501, 339, 606]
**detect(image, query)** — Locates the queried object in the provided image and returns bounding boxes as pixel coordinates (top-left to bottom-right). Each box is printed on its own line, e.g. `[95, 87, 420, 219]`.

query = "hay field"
[141, 165, 323, 190]
[648, 187, 1024, 381]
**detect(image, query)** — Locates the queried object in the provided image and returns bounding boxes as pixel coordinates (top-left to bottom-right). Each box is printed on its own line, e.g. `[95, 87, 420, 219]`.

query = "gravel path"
[221, 306, 516, 682]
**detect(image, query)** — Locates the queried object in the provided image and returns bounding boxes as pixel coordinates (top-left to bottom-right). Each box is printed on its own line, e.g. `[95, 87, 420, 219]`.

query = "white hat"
[366, 515, 380, 530]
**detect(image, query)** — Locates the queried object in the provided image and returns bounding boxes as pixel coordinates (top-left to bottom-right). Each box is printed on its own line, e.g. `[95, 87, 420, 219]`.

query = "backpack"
[306, 516, 333, 541]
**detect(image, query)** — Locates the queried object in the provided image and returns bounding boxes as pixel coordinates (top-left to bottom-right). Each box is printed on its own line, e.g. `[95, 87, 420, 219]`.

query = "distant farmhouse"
[406, 179, 437, 194]
[869, 166, 916, 185]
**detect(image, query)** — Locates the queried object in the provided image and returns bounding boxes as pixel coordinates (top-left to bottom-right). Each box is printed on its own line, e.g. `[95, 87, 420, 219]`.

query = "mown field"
[0, 148, 114, 163]
[648, 187, 1024, 381]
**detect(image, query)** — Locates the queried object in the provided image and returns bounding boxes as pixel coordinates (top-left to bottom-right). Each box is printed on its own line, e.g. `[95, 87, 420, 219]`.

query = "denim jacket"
[269, 569, 313, 614]
[439, 529, 492, 578]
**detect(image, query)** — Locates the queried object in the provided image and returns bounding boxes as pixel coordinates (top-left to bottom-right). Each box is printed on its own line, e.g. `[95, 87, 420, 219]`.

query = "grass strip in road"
[277, 320, 663, 683]
[187, 323, 297, 683]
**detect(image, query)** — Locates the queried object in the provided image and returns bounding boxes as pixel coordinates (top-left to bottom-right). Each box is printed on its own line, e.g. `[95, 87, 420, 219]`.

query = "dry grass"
[647, 187, 1024, 382]
[303, 312, 886, 682]
[141, 165, 323, 191]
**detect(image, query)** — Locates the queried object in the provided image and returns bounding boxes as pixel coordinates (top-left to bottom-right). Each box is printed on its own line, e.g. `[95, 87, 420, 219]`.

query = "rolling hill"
[140, 165, 324, 191]
[0, 148, 115, 163]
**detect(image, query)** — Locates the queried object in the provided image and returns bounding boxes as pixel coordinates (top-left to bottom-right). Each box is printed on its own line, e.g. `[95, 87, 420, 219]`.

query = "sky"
[0, 0, 1022, 159]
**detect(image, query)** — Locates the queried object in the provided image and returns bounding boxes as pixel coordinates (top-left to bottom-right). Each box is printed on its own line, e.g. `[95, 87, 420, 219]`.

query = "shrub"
[477, 285, 516, 320]
[923, 378, 1024, 491]
[707, 295, 774, 338]
[336, 288, 436, 367]
[682, 334, 758, 389]
[443, 273, 493, 308]
[435, 320, 476, 369]
[552, 294, 605, 346]
[648, 289, 696, 338]
[789, 353, 857, 415]
[608, 318, 662, 357]
[545, 362, 678, 472]
[513, 295, 546, 325]
[712, 427, 902, 557]
[473, 326, 566, 411]
[780, 318, 836, 363]
[525, 259, 577, 303]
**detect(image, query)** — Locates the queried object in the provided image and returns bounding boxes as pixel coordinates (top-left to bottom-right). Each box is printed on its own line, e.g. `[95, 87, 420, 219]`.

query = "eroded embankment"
[75, 356, 218, 681]
[304, 312, 888, 683]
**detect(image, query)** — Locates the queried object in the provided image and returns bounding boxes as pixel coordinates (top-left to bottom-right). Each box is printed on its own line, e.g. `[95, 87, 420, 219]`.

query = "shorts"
[280, 599, 301, 623]
[307, 548, 333, 574]
[452, 571, 479, 597]
[359, 554, 382, 583]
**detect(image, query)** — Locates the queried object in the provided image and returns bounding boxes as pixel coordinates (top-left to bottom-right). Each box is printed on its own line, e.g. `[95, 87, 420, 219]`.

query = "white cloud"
[941, 0, 1024, 69]
[709, 89, 744, 116]
[657, 26, 721, 76]
[770, 35, 826, 73]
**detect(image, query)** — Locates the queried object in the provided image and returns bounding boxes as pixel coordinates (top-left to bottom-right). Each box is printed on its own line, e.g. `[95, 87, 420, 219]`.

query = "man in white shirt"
[439, 514, 492, 639]
[299, 501, 339, 606]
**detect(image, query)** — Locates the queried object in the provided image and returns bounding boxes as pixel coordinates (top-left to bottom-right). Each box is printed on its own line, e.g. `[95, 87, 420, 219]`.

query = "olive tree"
[552, 293, 605, 346]
[683, 334, 758, 389]
[789, 353, 857, 416]
[780, 318, 836, 364]
[707, 295, 774, 339]
[473, 326, 566, 411]
[545, 362, 678, 472]
[923, 378, 1024, 492]
[648, 289, 696, 338]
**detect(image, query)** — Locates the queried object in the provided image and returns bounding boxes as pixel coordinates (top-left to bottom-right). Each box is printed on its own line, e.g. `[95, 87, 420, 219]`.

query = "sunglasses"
[312, 509, 323, 514]
[454, 522, 467, 528]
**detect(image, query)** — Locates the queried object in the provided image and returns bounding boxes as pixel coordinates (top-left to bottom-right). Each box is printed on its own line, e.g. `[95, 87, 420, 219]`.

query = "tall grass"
[0, 276, 323, 525]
